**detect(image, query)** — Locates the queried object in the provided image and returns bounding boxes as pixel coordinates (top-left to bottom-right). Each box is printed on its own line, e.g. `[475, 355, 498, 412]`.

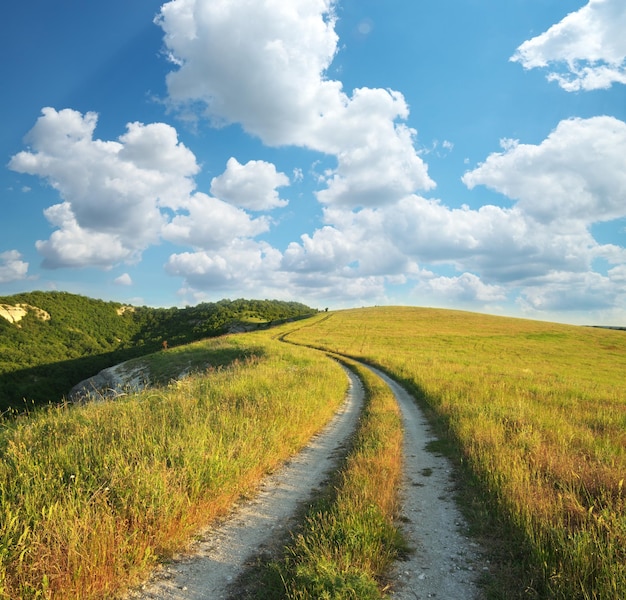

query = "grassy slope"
[0, 332, 347, 600]
[283, 307, 626, 600]
[3, 306, 624, 599]
[0, 291, 316, 411]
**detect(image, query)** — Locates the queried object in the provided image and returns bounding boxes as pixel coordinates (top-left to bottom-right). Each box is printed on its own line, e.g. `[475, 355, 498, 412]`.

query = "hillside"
[0, 291, 316, 411]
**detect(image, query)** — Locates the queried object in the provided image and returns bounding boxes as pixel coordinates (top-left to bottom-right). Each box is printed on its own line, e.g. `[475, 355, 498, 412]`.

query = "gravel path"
[369, 365, 486, 600]
[124, 362, 487, 599]
[125, 366, 364, 600]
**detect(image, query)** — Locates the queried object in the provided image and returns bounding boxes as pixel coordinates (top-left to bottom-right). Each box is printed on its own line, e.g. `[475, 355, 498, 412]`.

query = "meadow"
[0, 334, 348, 599]
[1, 306, 624, 599]
[283, 307, 626, 599]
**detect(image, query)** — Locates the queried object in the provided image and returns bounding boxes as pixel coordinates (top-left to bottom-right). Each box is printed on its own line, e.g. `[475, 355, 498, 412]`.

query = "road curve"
[125, 360, 487, 599]
[125, 366, 364, 600]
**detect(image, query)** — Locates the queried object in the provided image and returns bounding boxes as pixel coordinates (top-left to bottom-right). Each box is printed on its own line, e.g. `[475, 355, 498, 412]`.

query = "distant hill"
[0, 291, 316, 411]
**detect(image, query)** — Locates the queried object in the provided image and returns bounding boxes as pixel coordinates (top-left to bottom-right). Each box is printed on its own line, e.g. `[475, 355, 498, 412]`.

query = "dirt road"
[125, 366, 364, 600]
[367, 365, 486, 599]
[125, 362, 486, 599]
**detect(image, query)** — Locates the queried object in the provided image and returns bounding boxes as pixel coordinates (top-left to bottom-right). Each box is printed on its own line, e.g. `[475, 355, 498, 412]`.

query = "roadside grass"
[0, 333, 348, 600]
[260, 356, 406, 600]
[283, 307, 626, 600]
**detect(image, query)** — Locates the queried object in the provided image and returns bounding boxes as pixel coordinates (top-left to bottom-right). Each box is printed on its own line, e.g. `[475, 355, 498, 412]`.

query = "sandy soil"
[122, 362, 487, 599]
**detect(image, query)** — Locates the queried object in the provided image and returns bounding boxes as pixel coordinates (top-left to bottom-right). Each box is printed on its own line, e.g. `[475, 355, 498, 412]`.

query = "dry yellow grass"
[0, 335, 348, 600]
[284, 307, 626, 599]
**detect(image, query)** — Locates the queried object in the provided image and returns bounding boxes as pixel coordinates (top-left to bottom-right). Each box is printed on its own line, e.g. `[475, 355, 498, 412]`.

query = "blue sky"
[2, 0, 625, 324]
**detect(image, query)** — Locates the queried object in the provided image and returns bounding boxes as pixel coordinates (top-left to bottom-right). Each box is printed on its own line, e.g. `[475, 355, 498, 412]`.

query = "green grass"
[284, 307, 626, 600]
[110, 335, 260, 389]
[0, 333, 348, 599]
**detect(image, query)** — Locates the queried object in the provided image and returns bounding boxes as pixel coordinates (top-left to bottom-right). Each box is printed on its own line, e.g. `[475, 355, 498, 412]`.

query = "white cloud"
[210, 157, 289, 210]
[283, 226, 354, 273]
[519, 271, 620, 312]
[156, 0, 340, 145]
[409, 198, 615, 284]
[0, 250, 29, 283]
[278, 183, 626, 318]
[9, 107, 199, 268]
[283, 206, 417, 278]
[315, 88, 434, 207]
[415, 272, 508, 304]
[165, 238, 283, 292]
[156, 0, 434, 209]
[511, 0, 626, 91]
[35, 202, 135, 269]
[318, 198, 595, 285]
[608, 264, 626, 283]
[462, 116, 626, 225]
[161, 191, 269, 249]
[290, 272, 389, 307]
[114, 273, 133, 286]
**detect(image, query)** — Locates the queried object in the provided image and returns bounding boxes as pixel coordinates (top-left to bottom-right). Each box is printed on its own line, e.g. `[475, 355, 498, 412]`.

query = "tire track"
[364, 365, 486, 600]
[125, 366, 363, 600]
[125, 356, 487, 599]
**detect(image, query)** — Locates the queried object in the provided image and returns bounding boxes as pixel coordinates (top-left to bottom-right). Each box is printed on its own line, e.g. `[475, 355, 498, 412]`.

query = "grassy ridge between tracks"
[260, 356, 405, 599]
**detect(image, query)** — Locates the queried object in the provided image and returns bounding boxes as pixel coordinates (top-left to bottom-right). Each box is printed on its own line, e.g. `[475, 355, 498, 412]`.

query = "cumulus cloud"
[608, 264, 626, 283]
[314, 88, 434, 206]
[462, 117, 626, 225]
[283, 206, 418, 278]
[210, 157, 289, 210]
[161, 192, 270, 249]
[156, 0, 434, 209]
[114, 273, 133, 286]
[9, 107, 199, 268]
[0, 250, 29, 283]
[283, 226, 354, 274]
[157, 0, 340, 144]
[165, 238, 283, 292]
[284, 195, 597, 288]
[415, 272, 508, 305]
[519, 271, 619, 312]
[511, 0, 626, 91]
[35, 203, 136, 269]
[278, 178, 626, 318]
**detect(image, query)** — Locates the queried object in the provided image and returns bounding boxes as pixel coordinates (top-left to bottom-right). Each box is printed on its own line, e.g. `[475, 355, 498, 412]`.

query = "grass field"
[2, 306, 624, 599]
[283, 307, 626, 599]
[0, 334, 348, 599]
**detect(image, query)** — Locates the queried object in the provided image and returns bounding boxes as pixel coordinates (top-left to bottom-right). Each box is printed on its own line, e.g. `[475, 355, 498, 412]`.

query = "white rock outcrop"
[0, 303, 51, 325]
